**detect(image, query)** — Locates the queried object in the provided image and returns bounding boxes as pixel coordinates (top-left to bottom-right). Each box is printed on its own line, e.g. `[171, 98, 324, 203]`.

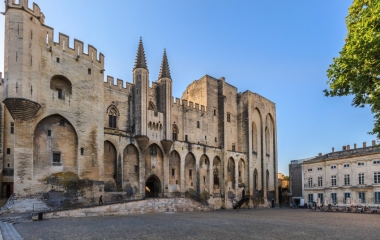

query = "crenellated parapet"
[45, 32, 105, 69]
[5, 0, 45, 24]
[172, 97, 206, 112]
[103, 76, 133, 94]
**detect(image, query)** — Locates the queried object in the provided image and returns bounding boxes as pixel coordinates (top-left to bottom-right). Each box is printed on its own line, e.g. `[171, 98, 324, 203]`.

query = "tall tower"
[157, 49, 172, 141]
[3, 0, 44, 121]
[132, 38, 150, 148]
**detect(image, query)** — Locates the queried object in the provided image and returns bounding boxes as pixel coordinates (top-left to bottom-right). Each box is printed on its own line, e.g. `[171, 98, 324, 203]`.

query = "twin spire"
[133, 37, 171, 80]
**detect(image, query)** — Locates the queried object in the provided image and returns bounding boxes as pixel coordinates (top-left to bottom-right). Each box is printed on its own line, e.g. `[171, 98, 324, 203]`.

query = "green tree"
[325, 0, 380, 138]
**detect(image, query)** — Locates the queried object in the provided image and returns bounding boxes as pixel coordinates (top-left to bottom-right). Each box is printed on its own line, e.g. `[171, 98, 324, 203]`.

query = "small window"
[344, 164, 350, 168]
[7, 164, 10, 168]
[215, 137, 217, 142]
[57, 89, 63, 99]
[53, 152, 61, 163]
[10, 123, 14, 134]
[358, 162, 364, 166]
[197, 121, 200, 128]
[47, 130, 51, 137]
[149, 146, 157, 156]
[6, 148, 10, 155]
[172, 168, 175, 177]
[80, 148, 84, 155]
[176, 180, 178, 184]
[134, 165, 139, 173]
[317, 167, 322, 171]
[239, 171, 241, 177]
[59, 119, 65, 126]
[203, 176, 206, 183]
[185, 135, 188, 142]
[227, 113, 231, 122]
[205, 136, 207, 140]
[331, 165, 336, 169]
[308, 168, 312, 172]
[189, 169, 192, 178]
[374, 160, 380, 165]
[232, 144, 235, 152]
[56, 57, 60, 63]
[88, 68, 91, 75]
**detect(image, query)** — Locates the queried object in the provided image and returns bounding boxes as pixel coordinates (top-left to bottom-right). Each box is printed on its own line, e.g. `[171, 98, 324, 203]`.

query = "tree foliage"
[325, 0, 380, 138]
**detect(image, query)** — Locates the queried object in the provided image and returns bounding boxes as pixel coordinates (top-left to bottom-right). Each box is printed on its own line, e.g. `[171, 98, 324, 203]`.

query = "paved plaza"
[11, 208, 380, 239]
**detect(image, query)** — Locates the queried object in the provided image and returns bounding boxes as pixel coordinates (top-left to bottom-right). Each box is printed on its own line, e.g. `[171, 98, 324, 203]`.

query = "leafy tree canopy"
[325, 0, 380, 138]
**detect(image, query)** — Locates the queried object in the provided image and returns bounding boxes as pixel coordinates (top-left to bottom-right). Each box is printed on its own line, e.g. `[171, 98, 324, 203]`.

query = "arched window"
[172, 124, 179, 141]
[108, 106, 118, 128]
[254, 168, 258, 189]
[50, 75, 72, 100]
[148, 101, 156, 111]
[266, 170, 270, 190]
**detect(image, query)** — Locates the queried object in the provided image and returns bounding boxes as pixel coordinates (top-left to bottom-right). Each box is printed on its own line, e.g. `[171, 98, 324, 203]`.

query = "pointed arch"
[199, 154, 210, 192]
[50, 75, 72, 98]
[148, 101, 156, 111]
[265, 127, 270, 155]
[252, 121, 258, 153]
[146, 144, 164, 186]
[238, 158, 247, 186]
[123, 144, 139, 186]
[107, 104, 119, 129]
[185, 152, 196, 191]
[254, 168, 258, 190]
[213, 156, 221, 189]
[227, 157, 236, 189]
[33, 114, 78, 173]
[169, 150, 181, 189]
[172, 124, 179, 141]
[104, 140, 117, 181]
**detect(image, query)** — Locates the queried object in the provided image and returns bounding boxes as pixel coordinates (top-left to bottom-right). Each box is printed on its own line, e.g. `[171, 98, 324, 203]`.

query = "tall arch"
[238, 159, 247, 187]
[266, 169, 270, 190]
[107, 105, 119, 129]
[213, 156, 221, 190]
[185, 152, 196, 191]
[266, 113, 276, 192]
[146, 144, 164, 185]
[199, 154, 210, 192]
[33, 114, 78, 174]
[50, 75, 72, 99]
[253, 168, 258, 190]
[169, 150, 181, 191]
[252, 108, 263, 191]
[123, 144, 139, 192]
[104, 141, 117, 182]
[172, 124, 179, 141]
[252, 121, 258, 153]
[227, 157, 236, 190]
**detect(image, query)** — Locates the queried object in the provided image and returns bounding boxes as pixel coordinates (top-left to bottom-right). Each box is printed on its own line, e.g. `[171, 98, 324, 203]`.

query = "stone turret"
[133, 38, 150, 150]
[158, 49, 173, 153]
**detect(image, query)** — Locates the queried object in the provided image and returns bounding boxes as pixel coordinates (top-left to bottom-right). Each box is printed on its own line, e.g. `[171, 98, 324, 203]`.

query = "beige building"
[302, 141, 380, 206]
[0, 0, 278, 209]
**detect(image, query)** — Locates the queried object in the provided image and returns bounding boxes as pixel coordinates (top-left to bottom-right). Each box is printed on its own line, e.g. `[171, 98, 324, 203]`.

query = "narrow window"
[80, 148, 84, 155]
[203, 176, 206, 183]
[308, 194, 313, 203]
[47, 130, 51, 137]
[57, 89, 63, 99]
[53, 152, 61, 163]
[185, 135, 188, 142]
[374, 172, 380, 184]
[227, 113, 231, 122]
[6, 148, 10, 155]
[205, 136, 207, 140]
[331, 176, 336, 186]
[375, 192, 380, 203]
[134, 165, 139, 173]
[214, 109, 216, 116]
[7, 164, 10, 168]
[359, 173, 364, 185]
[359, 192, 366, 203]
[232, 144, 235, 152]
[344, 193, 351, 203]
[318, 193, 323, 201]
[318, 177, 322, 187]
[30, 56, 32, 66]
[331, 193, 337, 204]
[172, 168, 175, 177]
[149, 146, 157, 156]
[10, 123, 14, 134]
[189, 169, 192, 178]
[308, 177, 313, 188]
[215, 137, 217, 142]
[239, 171, 241, 177]
[59, 119, 65, 126]
[176, 180, 178, 184]
[56, 57, 60, 63]
[344, 174, 350, 185]
[197, 121, 200, 128]
[88, 68, 91, 75]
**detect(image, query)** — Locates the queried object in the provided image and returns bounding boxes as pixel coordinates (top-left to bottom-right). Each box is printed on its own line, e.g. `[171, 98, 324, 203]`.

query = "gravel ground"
[13, 208, 380, 240]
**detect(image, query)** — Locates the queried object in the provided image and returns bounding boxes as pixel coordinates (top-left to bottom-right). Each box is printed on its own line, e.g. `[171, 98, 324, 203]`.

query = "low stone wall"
[43, 198, 211, 219]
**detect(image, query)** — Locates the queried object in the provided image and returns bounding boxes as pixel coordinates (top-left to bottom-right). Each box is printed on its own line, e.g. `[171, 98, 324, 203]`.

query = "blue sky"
[0, 0, 374, 175]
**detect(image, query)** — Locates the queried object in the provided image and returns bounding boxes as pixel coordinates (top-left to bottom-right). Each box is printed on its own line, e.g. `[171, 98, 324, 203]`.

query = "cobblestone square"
[14, 208, 380, 239]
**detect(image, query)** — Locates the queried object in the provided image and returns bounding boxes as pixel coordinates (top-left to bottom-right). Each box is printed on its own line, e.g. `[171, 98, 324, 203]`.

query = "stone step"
[0, 222, 23, 240]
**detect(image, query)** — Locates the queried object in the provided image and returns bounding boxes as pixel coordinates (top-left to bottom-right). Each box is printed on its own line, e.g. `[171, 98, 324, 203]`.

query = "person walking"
[99, 195, 103, 205]
[242, 188, 245, 199]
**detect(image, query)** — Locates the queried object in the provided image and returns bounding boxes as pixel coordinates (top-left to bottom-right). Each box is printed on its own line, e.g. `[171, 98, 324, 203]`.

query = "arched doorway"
[145, 175, 161, 198]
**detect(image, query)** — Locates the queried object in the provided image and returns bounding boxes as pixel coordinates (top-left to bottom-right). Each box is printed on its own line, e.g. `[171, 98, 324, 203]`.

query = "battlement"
[172, 97, 206, 112]
[5, 0, 45, 24]
[46, 32, 105, 69]
[104, 76, 133, 94]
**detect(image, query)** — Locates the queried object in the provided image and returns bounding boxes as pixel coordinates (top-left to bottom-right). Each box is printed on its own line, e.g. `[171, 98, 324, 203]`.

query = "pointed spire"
[158, 49, 171, 79]
[133, 37, 148, 71]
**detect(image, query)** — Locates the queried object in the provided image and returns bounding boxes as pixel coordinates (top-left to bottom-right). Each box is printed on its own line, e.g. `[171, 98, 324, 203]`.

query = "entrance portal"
[145, 175, 161, 198]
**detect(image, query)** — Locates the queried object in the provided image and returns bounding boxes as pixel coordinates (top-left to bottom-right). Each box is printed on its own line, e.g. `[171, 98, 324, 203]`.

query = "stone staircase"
[0, 221, 23, 240]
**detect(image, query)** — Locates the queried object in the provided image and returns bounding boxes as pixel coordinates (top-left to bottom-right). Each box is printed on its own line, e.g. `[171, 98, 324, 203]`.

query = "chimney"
[372, 140, 376, 146]
[354, 143, 357, 149]
[332, 147, 334, 153]
[347, 145, 350, 150]
[363, 142, 366, 148]
[343, 146, 346, 151]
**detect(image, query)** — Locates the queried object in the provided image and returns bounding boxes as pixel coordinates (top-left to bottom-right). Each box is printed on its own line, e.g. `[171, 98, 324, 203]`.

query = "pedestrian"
[99, 195, 103, 205]
[242, 188, 245, 199]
